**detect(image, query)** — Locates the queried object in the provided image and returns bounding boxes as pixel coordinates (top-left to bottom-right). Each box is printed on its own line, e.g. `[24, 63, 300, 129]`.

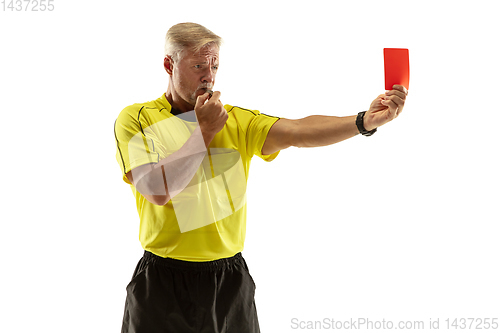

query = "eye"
[194, 64, 201, 69]
[212, 66, 218, 71]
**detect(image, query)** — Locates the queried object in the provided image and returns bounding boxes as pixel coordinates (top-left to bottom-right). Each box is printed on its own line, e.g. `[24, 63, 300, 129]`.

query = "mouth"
[197, 87, 213, 98]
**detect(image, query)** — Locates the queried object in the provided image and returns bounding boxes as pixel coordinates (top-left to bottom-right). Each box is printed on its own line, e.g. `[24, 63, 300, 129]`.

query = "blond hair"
[164, 22, 222, 61]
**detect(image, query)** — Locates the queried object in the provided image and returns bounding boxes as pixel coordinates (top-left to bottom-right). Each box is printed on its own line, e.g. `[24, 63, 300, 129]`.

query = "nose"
[201, 67, 215, 84]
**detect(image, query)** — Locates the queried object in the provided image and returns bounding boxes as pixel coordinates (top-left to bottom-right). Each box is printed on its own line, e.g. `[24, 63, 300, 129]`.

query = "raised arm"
[262, 85, 408, 155]
[127, 91, 228, 206]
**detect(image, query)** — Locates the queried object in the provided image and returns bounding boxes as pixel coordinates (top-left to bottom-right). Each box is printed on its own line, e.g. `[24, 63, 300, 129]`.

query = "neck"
[165, 85, 194, 114]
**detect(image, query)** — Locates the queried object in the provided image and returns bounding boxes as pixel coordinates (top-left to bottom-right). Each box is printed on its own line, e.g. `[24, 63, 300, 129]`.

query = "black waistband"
[143, 251, 244, 272]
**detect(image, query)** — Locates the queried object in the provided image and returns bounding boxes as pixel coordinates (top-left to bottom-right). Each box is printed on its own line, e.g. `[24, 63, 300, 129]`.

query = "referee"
[114, 22, 408, 333]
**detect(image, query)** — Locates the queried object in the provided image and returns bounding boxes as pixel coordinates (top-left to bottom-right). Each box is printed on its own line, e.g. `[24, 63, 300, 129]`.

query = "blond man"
[115, 22, 407, 333]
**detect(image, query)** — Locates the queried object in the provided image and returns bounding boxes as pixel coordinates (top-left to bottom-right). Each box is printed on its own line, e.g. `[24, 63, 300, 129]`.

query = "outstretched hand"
[364, 85, 408, 131]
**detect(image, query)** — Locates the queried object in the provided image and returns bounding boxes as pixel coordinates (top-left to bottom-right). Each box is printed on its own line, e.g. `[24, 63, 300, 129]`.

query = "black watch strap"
[356, 111, 377, 136]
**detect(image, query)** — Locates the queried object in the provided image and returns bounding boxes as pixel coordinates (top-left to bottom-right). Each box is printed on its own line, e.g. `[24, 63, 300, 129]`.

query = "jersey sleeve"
[114, 105, 162, 185]
[228, 106, 280, 162]
[248, 112, 281, 161]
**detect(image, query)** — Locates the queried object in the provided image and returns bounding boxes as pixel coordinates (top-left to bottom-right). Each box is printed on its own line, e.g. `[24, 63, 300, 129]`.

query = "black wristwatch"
[356, 111, 377, 136]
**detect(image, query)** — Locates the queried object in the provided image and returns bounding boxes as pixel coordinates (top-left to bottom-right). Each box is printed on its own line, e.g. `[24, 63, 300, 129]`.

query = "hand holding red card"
[384, 48, 409, 90]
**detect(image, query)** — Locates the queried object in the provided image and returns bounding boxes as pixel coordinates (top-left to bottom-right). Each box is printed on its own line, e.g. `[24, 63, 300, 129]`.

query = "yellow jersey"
[114, 93, 280, 261]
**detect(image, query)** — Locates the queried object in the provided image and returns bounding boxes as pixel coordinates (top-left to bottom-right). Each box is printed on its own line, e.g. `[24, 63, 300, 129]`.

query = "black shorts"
[121, 251, 260, 333]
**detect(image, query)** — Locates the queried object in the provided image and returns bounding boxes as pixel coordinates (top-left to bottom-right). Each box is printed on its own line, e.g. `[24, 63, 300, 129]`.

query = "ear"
[164, 56, 174, 75]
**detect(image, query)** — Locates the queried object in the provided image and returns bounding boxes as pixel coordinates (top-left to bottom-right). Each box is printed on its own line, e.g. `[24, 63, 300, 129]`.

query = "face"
[166, 44, 219, 108]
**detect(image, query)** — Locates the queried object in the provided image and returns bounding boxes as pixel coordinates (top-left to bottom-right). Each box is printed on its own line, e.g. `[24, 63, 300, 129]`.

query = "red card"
[384, 48, 409, 90]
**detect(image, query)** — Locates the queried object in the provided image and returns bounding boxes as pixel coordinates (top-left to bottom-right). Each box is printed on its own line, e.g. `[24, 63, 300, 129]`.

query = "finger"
[386, 95, 405, 113]
[386, 88, 406, 99]
[210, 90, 221, 101]
[381, 98, 395, 107]
[381, 98, 398, 115]
[372, 94, 386, 105]
[195, 92, 211, 108]
[383, 95, 406, 117]
[385, 94, 405, 106]
[385, 89, 406, 100]
[392, 85, 408, 95]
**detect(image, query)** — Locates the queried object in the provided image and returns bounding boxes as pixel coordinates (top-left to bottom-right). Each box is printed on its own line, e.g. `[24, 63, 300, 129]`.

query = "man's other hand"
[195, 91, 228, 145]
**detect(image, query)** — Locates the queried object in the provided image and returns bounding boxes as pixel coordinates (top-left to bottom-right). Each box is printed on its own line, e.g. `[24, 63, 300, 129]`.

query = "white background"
[1, 0, 499, 332]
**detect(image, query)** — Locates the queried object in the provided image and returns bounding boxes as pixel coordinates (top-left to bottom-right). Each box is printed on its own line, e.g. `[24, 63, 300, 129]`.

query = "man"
[114, 22, 407, 333]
